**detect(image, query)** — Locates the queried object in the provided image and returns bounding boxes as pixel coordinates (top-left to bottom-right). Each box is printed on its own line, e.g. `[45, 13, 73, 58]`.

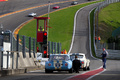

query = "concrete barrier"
[0, 52, 45, 77]
[0, 66, 44, 77]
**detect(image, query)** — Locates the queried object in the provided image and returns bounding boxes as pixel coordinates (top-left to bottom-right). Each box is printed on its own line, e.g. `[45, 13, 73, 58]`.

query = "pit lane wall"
[0, 51, 44, 76]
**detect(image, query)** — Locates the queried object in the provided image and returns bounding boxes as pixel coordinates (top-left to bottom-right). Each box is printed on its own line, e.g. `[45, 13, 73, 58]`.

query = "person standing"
[95, 36, 97, 43]
[101, 48, 108, 69]
[72, 55, 81, 73]
[98, 36, 101, 43]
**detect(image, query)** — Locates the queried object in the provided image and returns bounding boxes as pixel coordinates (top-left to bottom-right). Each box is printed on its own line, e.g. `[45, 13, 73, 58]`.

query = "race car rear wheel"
[87, 63, 90, 70]
[69, 68, 73, 73]
[87, 66, 90, 70]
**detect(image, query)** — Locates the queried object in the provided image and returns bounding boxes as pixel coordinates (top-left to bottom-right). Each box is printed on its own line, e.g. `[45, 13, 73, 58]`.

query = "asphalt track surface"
[0, 0, 89, 31]
[0, 0, 120, 80]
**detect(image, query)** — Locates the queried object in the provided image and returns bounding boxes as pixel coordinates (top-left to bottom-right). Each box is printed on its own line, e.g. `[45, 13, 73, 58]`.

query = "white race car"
[70, 53, 90, 71]
[28, 12, 37, 17]
[71, 1, 78, 5]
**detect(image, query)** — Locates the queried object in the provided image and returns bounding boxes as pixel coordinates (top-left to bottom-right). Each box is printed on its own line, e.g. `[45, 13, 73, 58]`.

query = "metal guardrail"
[0, 33, 62, 70]
[0, 51, 19, 70]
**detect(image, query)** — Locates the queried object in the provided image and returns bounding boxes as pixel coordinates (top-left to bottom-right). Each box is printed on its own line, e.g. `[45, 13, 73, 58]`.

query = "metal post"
[48, 41, 50, 56]
[39, 43, 42, 53]
[16, 34, 19, 69]
[1, 51, 3, 70]
[51, 42, 53, 54]
[57, 43, 59, 53]
[48, 1, 50, 21]
[12, 52, 14, 69]
[16, 35, 18, 69]
[47, 1, 50, 38]
[22, 36, 26, 58]
[6, 51, 9, 69]
[29, 37, 31, 57]
[54, 42, 56, 54]
[16, 34, 19, 53]
[33, 38, 36, 58]
[60, 43, 61, 53]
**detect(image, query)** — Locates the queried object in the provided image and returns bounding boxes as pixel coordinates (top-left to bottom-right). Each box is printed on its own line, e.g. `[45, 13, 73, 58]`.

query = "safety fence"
[12, 34, 61, 58]
[93, 0, 120, 59]
[0, 33, 61, 70]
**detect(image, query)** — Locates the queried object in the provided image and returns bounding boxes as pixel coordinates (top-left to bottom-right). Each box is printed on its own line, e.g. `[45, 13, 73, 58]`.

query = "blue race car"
[45, 54, 73, 73]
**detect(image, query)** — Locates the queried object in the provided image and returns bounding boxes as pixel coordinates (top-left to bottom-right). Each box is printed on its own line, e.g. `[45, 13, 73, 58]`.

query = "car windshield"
[70, 55, 83, 60]
[49, 55, 70, 61]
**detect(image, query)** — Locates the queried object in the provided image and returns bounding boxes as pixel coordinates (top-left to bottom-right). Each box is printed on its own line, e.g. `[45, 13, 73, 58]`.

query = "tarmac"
[0, 52, 45, 77]
[0, 66, 44, 77]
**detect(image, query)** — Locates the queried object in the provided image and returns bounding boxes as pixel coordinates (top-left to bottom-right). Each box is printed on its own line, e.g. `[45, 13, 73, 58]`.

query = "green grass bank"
[98, 2, 120, 42]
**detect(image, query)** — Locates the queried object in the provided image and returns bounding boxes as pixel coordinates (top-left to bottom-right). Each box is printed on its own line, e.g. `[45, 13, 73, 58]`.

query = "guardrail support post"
[51, 42, 53, 54]
[12, 52, 14, 69]
[1, 51, 3, 70]
[33, 38, 36, 58]
[22, 36, 26, 58]
[48, 41, 50, 56]
[57, 43, 59, 53]
[54, 42, 56, 54]
[29, 37, 31, 57]
[16, 34, 19, 69]
[6, 51, 9, 69]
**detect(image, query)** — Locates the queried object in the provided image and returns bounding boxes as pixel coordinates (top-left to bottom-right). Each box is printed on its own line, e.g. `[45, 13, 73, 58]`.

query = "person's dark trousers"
[74, 68, 79, 73]
[102, 58, 106, 69]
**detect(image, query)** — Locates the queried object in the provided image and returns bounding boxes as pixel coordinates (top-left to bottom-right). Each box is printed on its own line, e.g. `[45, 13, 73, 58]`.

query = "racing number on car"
[55, 63, 60, 67]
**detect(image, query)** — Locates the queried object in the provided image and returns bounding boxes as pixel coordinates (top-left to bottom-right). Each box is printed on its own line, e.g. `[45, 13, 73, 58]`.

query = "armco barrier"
[0, 51, 45, 77]
[0, 66, 44, 77]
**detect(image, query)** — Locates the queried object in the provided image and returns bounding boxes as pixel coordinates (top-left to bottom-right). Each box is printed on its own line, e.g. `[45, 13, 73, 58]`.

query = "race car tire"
[87, 66, 90, 70]
[69, 68, 73, 73]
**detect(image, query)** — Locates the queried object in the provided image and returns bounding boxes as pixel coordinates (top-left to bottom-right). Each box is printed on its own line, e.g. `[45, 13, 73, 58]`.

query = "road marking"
[67, 67, 105, 80]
